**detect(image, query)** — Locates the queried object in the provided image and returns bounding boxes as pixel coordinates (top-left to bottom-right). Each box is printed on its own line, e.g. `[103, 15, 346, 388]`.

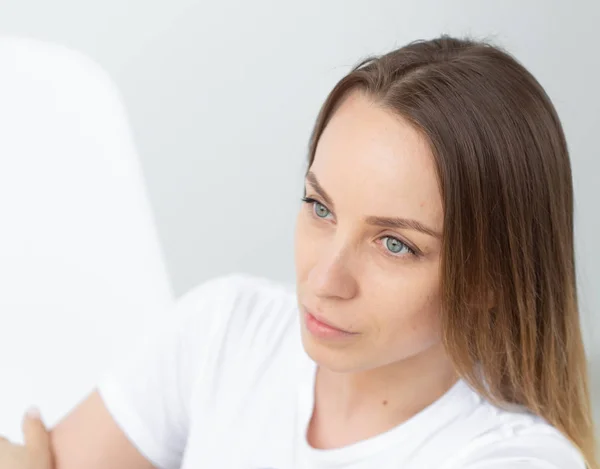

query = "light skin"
[0, 410, 53, 469]
[295, 90, 457, 449]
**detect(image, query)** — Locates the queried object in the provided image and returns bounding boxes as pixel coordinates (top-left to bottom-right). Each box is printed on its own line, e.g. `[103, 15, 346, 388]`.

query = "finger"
[22, 407, 53, 468]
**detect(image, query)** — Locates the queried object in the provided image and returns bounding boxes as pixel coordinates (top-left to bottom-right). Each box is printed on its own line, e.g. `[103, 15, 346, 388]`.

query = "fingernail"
[26, 406, 40, 419]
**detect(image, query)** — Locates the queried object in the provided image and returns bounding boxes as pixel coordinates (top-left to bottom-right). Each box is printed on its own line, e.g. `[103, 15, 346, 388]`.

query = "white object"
[0, 37, 173, 441]
[98, 274, 585, 469]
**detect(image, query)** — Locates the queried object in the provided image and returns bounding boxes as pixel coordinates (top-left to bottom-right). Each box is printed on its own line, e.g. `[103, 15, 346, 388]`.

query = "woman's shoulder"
[442, 395, 587, 468]
[174, 273, 302, 414]
[178, 272, 297, 321]
[175, 272, 300, 355]
[182, 272, 293, 297]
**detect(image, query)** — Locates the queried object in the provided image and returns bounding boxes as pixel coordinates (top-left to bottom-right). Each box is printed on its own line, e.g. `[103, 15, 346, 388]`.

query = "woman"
[0, 35, 596, 469]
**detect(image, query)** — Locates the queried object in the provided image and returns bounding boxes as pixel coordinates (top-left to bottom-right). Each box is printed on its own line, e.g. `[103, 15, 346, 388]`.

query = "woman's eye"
[382, 236, 414, 256]
[313, 201, 331, 218]
[301, 197, 333, 220]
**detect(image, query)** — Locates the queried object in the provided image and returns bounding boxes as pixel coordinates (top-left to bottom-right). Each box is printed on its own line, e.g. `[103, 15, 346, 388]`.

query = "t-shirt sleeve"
[455, 431, 587, 469]
[96, 275, 236, 469]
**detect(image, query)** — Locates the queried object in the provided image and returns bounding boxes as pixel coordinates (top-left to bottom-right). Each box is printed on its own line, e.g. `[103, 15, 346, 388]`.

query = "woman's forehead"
[310, 92, 443, 228]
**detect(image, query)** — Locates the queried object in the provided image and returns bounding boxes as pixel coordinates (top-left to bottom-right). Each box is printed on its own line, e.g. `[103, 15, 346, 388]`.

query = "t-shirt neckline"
[295, 347, 479, 467]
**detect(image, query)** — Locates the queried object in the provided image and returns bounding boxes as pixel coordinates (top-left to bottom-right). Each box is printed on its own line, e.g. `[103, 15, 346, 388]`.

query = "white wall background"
[1, 0, 599, 412]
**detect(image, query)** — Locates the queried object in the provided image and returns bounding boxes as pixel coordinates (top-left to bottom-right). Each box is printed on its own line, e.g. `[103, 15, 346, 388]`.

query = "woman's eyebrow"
[305, 171, 335, 209]
[305, 171, 441, 239]
[365, 215, 442, 239]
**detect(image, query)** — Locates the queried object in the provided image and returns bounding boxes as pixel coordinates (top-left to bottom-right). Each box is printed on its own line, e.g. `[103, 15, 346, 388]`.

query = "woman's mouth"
[303, 309, 358, 340]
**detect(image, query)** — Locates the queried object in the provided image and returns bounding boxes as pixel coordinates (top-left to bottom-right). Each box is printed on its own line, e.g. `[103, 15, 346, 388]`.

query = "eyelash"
[300, 197, 419, 258]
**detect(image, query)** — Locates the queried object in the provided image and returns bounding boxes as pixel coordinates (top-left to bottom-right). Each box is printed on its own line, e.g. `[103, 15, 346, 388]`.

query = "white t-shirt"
[97, 274, 585, 469]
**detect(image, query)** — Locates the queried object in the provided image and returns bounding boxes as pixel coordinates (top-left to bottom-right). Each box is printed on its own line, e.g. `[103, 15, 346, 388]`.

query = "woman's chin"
[300, 327, 367, 373]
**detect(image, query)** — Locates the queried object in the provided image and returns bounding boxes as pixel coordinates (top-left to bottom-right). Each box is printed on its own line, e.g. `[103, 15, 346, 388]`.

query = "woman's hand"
[0, 409, 54, 469]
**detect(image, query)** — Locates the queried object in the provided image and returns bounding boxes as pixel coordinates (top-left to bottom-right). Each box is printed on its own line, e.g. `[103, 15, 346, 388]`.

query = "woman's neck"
[307, 342, 458, 449]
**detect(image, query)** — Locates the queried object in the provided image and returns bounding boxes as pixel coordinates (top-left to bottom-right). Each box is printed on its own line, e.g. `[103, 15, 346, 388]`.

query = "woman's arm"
[1, 276, 238, 469]
[49, 391, 156, 469]
[0, 392, 155, 469]
[50, 392, 154, 469]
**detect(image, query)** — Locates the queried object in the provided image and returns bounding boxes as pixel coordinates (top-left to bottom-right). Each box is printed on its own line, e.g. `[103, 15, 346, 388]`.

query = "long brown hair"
[307, 35, 596, 467]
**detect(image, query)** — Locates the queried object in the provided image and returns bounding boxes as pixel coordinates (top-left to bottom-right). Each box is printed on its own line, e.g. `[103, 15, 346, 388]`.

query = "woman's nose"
[307, 247, 358, 301]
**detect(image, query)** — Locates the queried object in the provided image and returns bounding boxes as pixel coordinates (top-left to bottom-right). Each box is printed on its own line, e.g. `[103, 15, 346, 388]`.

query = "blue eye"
[313, 202, 330, 218]
[302, 197, 332, 219]
[382, 236, 414, 256]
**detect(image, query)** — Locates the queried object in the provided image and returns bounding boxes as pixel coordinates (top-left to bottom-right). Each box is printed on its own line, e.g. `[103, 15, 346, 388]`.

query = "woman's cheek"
[376, 277, 443, 345]
[295, 212, 322, 276]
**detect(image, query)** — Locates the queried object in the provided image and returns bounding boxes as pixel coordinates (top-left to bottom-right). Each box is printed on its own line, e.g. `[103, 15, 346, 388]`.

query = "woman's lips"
[303, 309, 358, 340]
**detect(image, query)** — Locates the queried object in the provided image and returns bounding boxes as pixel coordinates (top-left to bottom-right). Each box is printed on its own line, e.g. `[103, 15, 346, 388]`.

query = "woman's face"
[295, 90, 445, 373]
